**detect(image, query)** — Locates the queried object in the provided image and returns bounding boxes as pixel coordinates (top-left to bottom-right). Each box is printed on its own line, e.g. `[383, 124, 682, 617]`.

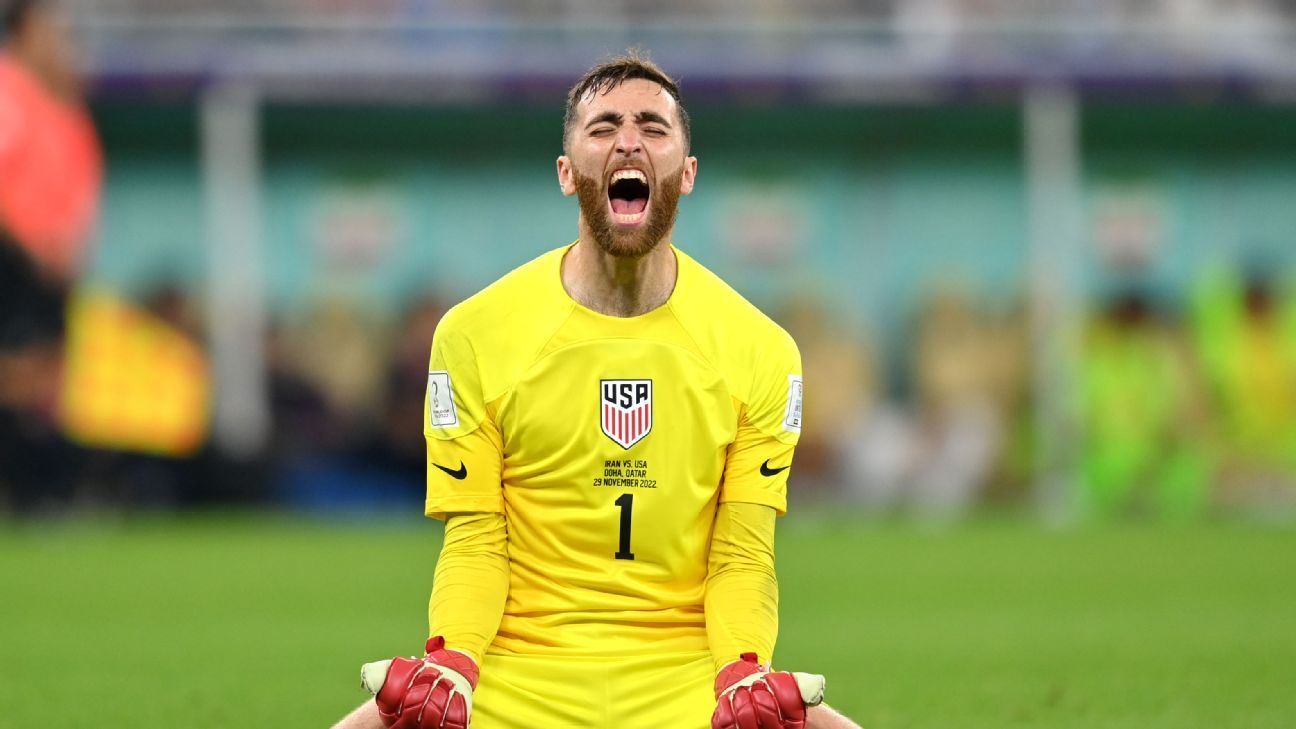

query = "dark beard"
[574, 165, 683, 259]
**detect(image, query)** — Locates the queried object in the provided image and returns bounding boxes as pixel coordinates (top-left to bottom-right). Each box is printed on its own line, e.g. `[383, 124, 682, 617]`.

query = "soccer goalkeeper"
[333, 51, 860, 729]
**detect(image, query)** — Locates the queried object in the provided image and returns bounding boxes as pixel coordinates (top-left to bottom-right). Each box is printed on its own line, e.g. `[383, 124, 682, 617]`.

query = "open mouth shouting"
[572, 160, 681, 258]
[608, 168, 651, 227]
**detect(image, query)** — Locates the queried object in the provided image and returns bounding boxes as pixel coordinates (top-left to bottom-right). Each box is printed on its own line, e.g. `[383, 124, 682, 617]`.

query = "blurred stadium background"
[2, 1, 1296, 727]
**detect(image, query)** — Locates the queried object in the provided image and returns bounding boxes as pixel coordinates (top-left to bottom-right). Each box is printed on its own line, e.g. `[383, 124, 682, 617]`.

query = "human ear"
[679, 156, 698, 196]
[556, 156, 577, 197]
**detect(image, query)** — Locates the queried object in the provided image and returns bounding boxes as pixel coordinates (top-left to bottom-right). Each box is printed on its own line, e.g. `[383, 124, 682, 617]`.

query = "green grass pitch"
[1, 512, 1292, 728]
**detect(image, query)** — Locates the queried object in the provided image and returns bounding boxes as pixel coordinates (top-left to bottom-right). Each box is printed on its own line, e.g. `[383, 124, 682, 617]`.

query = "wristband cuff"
[425, 635, 482, 689]
[714, 652, 767, 696]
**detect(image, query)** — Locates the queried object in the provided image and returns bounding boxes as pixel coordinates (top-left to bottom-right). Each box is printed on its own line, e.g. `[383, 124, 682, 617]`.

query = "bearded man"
[334, 51, 859, 729]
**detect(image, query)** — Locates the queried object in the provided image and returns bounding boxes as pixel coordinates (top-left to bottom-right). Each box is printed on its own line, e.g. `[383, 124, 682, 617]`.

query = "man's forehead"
[576, 78, 677, 121]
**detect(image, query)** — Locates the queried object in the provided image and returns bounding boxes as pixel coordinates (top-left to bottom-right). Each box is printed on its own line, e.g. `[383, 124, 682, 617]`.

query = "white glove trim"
[792, 672, 826, 706]
[360, 659, 392, 695]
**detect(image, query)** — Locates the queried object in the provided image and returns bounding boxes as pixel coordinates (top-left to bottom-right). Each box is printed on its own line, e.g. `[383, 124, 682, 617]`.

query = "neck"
[562, 227, 677, 318]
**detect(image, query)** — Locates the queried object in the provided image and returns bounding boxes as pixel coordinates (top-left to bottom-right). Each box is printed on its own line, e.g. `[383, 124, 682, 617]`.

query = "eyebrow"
[584, 110, 674, 130]
[636, 111, 673, 128]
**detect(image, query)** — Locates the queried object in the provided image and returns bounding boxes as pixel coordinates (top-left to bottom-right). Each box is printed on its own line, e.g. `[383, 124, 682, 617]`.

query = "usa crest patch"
[601, 379, 652, 449]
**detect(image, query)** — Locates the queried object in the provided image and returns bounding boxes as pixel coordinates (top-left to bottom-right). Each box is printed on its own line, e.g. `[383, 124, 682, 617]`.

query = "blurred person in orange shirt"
[0, 0, 103, 510]
[0, 0, 100, 394]
[0, 0, 100, 281]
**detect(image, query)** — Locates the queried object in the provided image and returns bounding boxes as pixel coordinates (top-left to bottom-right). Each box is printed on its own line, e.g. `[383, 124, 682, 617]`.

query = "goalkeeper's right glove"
[712, 652, 826, 729]
[360, 636, 479, 729]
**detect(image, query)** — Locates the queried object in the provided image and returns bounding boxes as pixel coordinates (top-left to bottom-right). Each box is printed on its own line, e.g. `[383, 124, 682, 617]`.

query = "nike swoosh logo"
[760, 459, 790, 477]
[433, 462, 468, 480]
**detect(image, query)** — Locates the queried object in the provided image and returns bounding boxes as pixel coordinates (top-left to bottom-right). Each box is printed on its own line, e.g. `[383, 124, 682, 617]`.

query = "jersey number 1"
[614, 493, 636, 560]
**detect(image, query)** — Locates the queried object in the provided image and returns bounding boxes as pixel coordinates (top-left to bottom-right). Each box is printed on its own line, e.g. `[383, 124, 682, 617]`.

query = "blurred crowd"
[1, 276, 452, 512]
[59, 0, 1296, 68]
[4, 0, 1296, 521]
[58, 0, 1296, 27]
[56, 0, 1296, 80]
[782, 266, 1296, 521]
[6, 255, 1296, 522]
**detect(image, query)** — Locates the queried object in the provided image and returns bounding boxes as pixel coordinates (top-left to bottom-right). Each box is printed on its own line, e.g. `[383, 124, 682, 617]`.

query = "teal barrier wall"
[87, 102, 1296, 338]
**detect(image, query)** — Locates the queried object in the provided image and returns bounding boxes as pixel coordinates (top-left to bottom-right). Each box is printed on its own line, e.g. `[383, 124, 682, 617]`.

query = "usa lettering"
[603, 382, 650, 409]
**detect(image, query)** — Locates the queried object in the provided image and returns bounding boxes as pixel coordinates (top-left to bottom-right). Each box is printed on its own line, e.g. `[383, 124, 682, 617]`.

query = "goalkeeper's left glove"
[712, 652, 826, 729]
[360, 636, 479, 729]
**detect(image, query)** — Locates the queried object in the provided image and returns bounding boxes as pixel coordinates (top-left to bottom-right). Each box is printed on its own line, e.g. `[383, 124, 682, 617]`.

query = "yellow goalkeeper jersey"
[423, 243, 802, 658]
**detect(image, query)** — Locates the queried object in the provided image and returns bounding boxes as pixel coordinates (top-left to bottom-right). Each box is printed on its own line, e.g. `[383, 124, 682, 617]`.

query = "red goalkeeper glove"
[712, 652, 826, 729]
[360, 636, 480, 729]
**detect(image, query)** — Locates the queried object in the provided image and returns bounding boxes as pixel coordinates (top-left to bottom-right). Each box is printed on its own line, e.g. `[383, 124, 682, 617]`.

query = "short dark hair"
[563, 49, 691, 152]
[2, 0, 40, 37]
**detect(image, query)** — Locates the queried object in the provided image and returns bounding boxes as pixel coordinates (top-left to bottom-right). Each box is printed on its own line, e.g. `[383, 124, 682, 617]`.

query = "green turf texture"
[1, 513, 1292, 728]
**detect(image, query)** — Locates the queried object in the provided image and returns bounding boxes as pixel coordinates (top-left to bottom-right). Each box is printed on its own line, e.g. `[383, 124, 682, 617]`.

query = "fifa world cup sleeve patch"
[428, 371, 460, 428]
[783, 375, 803, 433]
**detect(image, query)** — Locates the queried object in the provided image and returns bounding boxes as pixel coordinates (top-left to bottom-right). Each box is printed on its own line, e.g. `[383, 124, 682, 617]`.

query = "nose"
[615, 127, 642, 157]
